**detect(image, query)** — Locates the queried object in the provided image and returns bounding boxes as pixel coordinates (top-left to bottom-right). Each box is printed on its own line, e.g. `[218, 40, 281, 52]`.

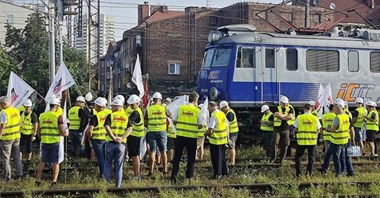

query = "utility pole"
[87, 0, 100, 91]
[305, 0, 310, 28]
[57, 0, 64, 65]
[48, 1, 55, 83]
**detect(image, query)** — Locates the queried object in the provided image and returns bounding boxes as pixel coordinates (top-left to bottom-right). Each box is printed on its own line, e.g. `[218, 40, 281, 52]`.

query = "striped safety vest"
[209, 110, 228, 145]
[106, 110, 128, 143]
[366, 109, 379, 131]
[176, 104, 200, 138]
[296, 114, 318, 146]
[226, 109, 239, 133]
[167, 118, 176, 138]
[260, 112, 273, 132]
[39, 111, 61, 144]
[21, 112, 34, 135]
[330, 114, 350, 145]
[68, 106, 81, 130]
[131, 108, 145, 137]
[273, 105, 295, 127]
[321, 112, 335, 142]
[91, 110, 108, 140]
[0, 107, 21, 141]
[354, 106, 367, 128]
[147, 104, 167, 132]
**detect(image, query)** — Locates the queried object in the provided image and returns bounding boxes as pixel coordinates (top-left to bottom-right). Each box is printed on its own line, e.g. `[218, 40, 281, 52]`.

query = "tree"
[63, 44, 88, 97]
[0, 47, 15, 95]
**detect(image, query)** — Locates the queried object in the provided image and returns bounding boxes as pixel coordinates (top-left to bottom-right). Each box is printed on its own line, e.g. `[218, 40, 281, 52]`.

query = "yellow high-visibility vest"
[167, 119, 176, 138]
[147, 104, 166, 132]
[366, 109, 379, 131]
[131, 108, 145, 137]
[125, 106, 134, 117]
[260, 112, 273, 132]
[176, 104, 200, 138]
[68, 106, 81, 130]
[91, 110, 108, 140]
[1, 107, 21, 141]
[296, 114, 318, 145]
[273, 105, 295, 127]
[21, 112, 34, 135]
[311, 110, 318, 117]
[209, 111, 228, 145]
[105, 110, 128, 143]
[354, 106, 367, 128]
[330, 114, 350, 145]
[321, 112, 335, 141]
[226, 109, 239, 133]
[39, 111, 61, 144]
[56, 107, 63, 116]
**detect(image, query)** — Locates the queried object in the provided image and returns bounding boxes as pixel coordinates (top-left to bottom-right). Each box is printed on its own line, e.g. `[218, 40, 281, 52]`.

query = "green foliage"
[0, 47, 15, 95]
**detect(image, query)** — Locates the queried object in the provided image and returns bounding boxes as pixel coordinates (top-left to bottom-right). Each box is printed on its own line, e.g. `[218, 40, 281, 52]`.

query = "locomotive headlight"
[210, 87, 219, 101]
[208, 31, 223, 43]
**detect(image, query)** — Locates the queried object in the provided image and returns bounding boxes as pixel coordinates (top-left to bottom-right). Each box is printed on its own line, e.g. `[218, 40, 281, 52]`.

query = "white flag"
[317, 83, 333, 118]
[200, 97, 209, 127]
[58, 101, 70, 163]
[132, 54, 144, 98]
[45, 62, 75, 102]
[166, 95, 188, 119]
[6, 72, 35, 108]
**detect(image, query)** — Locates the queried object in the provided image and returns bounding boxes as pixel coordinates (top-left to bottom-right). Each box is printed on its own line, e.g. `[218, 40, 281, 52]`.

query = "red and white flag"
[132, 54, 145, 98]
[7, 72, 35, 108]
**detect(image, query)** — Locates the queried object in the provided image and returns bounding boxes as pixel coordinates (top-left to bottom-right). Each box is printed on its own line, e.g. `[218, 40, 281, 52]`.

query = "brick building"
[101, 2, 333, 96]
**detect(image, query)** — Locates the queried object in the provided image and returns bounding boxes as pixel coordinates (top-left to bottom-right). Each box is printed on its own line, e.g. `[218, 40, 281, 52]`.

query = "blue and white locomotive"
[197, 24, 380, 137]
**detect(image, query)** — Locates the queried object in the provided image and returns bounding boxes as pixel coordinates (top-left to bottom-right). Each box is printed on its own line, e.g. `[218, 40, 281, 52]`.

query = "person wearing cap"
[33, 96, 46, 118]
[19, 99, 38, 161]
[319, 99, 354, 177]
[0, 96, 23, 181]
[260, 104, 274, 158]
[365, 101, 378, 156]
[171, 92, 202, 183]
[145, 92, 171, 176]
[126, 94, 145, 180]
[196, 103, 207, 160]
[219, 100, 239, 166]
[68, 96, 87, 157]
[104, 98, 131, 187]
[205, 101, 228, 179]
[351, 97, 367, 156]
[294, 104, 321, 177]
[36, 97, 68, 186]
[87, 97, 107, 178]
[272, 96, 295, 163]
[321, 104, 335, 153]
[308, 100, 318, 117]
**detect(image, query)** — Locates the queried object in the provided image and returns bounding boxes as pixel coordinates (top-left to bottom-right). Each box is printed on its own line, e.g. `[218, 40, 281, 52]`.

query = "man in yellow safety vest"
[365, 100, 378, 156]
[220, 100, 239, 166]
[260, 104, 274, 158]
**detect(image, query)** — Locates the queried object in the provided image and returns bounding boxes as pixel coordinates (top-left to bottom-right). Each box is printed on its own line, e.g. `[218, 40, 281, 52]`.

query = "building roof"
[137, 9, 184, 28]
[319, 0, 380, 26]
[0, 0, 36, 11]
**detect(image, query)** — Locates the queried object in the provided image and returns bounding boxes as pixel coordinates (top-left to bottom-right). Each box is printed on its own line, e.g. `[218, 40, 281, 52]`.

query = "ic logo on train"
[336, 83, 375, 102]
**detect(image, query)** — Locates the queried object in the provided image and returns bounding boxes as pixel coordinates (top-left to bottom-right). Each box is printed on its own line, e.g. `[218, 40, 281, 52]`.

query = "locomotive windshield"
[202, 48, 232, 68]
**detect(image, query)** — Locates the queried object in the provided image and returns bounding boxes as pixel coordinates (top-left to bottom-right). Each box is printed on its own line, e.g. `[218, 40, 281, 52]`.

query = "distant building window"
[168, 63, 180, 75]
[209, 16, 217, 26]
[6, 15, 14, 25]
[348, 50, 359, 72]
[370, 51, 380, 73]
[265, 48, 275, 68]
[306, 49, 339, 72]
[313, 14, 321, 23]
[286, 48, 298, 71]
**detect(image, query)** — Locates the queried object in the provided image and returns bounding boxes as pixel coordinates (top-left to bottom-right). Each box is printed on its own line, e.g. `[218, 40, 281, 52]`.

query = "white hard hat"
[334, 98, 345, 107]
[372, 101, 378, 107]
[219, 100, 228, 109]
[76, 96, 85, 103]
[308, 100, 316, 106]
[94, 97, 106, 107]
[261, 105, 270, 113]
[198, 103, 204, 108]
[85, 92, 93, 101]
[165, 97, 172, 103]
[127, 94, 140, 104]
[23, 99, 32, 107]
[111, 99, 123, 107]
[280, 96, 289, 104]
[355, 97, 364, 104]
[49, 97, 61, 106]
[366, 100, 377, 107]
[114, 95, 125, 104]
[101, 97, 108, 105]
[152, 92, 162, 99]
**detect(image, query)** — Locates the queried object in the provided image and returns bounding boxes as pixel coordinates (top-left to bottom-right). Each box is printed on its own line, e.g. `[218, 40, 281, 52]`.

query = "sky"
[14, 0, 283, 40]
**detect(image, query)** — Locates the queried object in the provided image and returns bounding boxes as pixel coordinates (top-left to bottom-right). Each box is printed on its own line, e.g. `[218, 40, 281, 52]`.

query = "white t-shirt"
[0, 111, 7, 125]
[294, 112, 321, 129]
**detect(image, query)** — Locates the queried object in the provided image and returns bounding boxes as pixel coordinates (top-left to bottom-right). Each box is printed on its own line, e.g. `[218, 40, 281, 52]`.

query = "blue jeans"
[69, 130, 83, 157]
[322, 143, 344, 176]
[147, 132, 167, 153]
[340, 141, 354, 176]
[104, 142, 126, 187]
[91, 140, 106, 177]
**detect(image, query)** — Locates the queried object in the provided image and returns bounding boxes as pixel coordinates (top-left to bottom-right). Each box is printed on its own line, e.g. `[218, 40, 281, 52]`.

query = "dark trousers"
[295, 145, 316, 176]
[209, 144, 228, 178]
[171, 136, 197, 179]
[340, 141, 354, 176]
[273, 129, 290, 161]
[322, 143, 344, 176]
[263, 132, 274, 158]
[69, 130, 83, 157]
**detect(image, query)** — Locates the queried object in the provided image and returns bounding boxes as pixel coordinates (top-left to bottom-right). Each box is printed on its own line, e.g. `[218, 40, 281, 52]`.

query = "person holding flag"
[0, 96, 23, 181]
[35, 97, 68, 186]
[19, 99, 38, 161]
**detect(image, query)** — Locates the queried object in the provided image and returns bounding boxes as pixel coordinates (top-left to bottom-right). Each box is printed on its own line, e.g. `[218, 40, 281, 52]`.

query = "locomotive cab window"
[265, 48, 275, 68]
[286, 48, 298, 71]
[212, 48, 232, 67]
[306, 49, 339, 72]
[202, 48, 215, 68]
[236, 47, 255, 68]
[348, 50, 359, 72]
[370, 51, 380, 73]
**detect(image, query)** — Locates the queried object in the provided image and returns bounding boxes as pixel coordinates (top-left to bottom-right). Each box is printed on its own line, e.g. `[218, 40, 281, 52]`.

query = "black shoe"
[147, 172, 153, 177]
[51, 181, 57, 186]
[35, 181, 41, 187]
[15, 175, 23, 180]
[171, 176, 177, 184]
[295, 174, 301, 178]
[317, 168, 327, 175]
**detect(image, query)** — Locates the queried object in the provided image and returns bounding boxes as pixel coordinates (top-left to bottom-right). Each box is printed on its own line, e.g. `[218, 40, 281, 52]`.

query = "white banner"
[317, 83, 333, 118]
[166, 95, 188, 119]
[199, 97, 209, 127]
[132, 54, 145, 98]
[7, 72, 35, 108]
[45, 62, 75, 102]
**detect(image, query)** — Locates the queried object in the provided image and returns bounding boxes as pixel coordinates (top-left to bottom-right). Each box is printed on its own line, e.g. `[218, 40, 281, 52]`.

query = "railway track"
[0, 181, 377, 198]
